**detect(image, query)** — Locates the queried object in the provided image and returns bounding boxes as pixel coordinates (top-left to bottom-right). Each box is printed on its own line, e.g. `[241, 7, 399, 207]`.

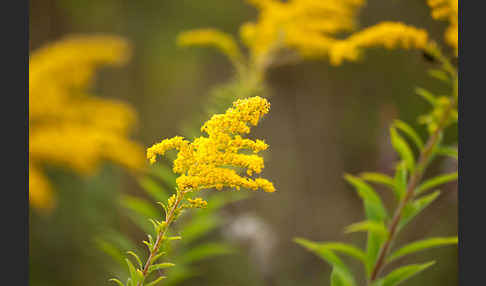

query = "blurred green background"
[29, 0, 457, 285]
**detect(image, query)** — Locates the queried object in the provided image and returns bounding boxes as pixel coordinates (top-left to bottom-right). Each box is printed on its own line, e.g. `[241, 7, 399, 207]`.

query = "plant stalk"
[369, 89, 457, 283]
[137, 190, 186, 286]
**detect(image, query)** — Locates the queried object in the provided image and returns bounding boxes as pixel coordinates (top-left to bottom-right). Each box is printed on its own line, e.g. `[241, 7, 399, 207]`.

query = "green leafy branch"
[295, 43, 458, 286]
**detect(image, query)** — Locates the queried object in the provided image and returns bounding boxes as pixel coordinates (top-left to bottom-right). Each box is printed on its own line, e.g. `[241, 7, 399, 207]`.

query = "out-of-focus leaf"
[399, 191, 440, 231]
[127, 251, 143, 269]
[138, 176, 169, 202]
[125, 259, 139, 284]
[393, 162, 408, 200]
[415, 172, 457, 195]
[148, 263, 175, 274]
[360, 172, 395, 189]
[344, 175, 388, 222]
[393, 120, 424, 150]
[120, 195, 160, 220]
[295, 238, 356, 286]
[374, 261, 435, 286]
[293, 239, 366, 264]
[415, 87, 437, 105]
[178, 243, 233, 264]
[149, 164, 177, 189]
[94, 238, 126, 267]
[345, 221, 389, 238]
[428, 69, 451, 83]
[330, 265, 356, 286]
[180, 214, 223, 244]
[145, 276, 166, 286]
[390, 127, 416, 172]
[436, 146, 458, 160]
[344, 174, 388, 278]
[387, 237, 458, 263]
[109, 278, 125, 286]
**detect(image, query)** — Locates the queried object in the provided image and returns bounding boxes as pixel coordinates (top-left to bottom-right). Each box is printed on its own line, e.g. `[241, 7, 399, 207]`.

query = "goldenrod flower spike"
[177, 29, 244, 66]
[427, 0, 458, 54]
[29, 35, 145, 212]
[147, 96, 275, 193]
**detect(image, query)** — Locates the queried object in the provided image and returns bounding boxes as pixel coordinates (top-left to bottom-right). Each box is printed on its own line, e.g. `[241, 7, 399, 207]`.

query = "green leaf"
[138, 176, 169, 202]
[331, 266, 356, 286]
[387, 237, 457, 263]
[150, 164, 178, 189]
[344, 175, 388, 222]
[427, 69, 450, 83]
[179, 243, 233, 264]
[120, 195, 160, 220]
[376, 261, 435, 286]
[295, 238, 356, 286]
[127, 251, 143, 269]
[399, 191, 440, 231]
[180, 214, 222, 244]
[148, 263, 176, 274]
[109, 278, 125, 286]
[344, 175, 388, 278]
[393, 162, 408, 200]
[390, 127, 416, 172]
[94, 237, 126, 267]
[125, 259, 139, 284]
[415, 172, 457, 196]
[359, 172, 395, 189]
[293, 239, 366, 264]
[145, 276, 167, 286]
[415, 87, 437, 105]
[345, 221, 389, 238]
[436, 146, 458, 160]
[392, 120, 424, 150]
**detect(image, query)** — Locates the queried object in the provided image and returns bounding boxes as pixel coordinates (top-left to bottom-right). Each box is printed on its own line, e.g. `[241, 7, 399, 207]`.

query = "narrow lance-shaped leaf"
[178, 243, 233, 264]
[145, 276, 167, 286]
[127, 251, 143, 269]
[399, 191, 440, 231]
[373, 261, 435, 286]
[138, 176, 169, 202]
[148, 263, 176, 274]
[295, 238, 356, 286]
[415, 172, 457, 196]
[344, 175, 388, 221]
[390, 126, 416, 172]
[109, 278, 125, 286]
[393, 120, 424, 150]
[120, 195, 160, 220]
[393, 162, 408, 201]
[345, 221, 389, 239]
[415, 87, 437, 105]
[344, 175, 388, 278]
[387, 237, 457, 263]
[436, 146, 458, 160]
[293, 239, 366, 264]
[359, 172, 395, 189]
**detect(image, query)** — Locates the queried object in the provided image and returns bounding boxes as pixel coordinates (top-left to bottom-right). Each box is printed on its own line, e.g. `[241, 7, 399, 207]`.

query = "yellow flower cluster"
[147, 96, 275, 193]
[29, 35, 145, 212]
[326, 22, 429, 65]
[179, 0, 459, 68]
[427, 0, 458, 54]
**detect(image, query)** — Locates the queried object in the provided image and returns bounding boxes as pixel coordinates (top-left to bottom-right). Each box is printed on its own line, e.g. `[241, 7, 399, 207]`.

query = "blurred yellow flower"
[179, 0, 458, 69]
[29, 35, 145, 212]
[147, 96, 275, 193]
[427, 0, 458, 54]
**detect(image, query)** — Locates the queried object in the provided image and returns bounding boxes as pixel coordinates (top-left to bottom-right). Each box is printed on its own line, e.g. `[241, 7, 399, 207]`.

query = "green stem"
[369, 50, 457, 283]
[137, 190, 186, 286]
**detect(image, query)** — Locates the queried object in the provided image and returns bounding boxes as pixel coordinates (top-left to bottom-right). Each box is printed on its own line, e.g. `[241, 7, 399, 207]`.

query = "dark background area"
[29, 0, 458, 285]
